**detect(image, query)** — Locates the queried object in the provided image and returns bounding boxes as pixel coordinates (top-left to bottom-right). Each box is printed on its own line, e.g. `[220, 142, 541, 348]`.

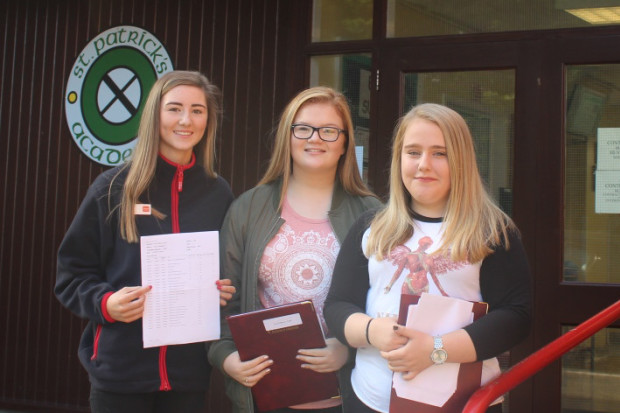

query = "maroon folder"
[389, 294, 488, 413]
[227, 300, 340, 411]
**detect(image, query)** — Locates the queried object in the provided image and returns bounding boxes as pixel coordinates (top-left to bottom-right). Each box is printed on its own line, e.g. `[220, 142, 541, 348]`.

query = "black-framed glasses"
[291, 124, 346, 142]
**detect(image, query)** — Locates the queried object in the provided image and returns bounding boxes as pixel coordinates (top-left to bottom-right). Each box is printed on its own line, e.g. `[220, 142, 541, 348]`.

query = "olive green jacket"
[208, 179, 382, 413]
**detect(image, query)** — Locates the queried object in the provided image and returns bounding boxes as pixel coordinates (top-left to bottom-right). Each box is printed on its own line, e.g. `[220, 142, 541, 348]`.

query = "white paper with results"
[140, 231, 220, 348]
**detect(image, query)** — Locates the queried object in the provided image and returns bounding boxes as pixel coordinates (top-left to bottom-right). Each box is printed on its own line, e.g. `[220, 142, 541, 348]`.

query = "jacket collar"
[158, 152, 196, 170]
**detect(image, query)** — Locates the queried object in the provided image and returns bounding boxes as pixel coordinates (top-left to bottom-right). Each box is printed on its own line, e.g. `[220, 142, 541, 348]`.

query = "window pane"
[312, 0, 373, 42]
[564, 65, 620, 284]
[403, 70, 515, 215]
[561, 326, 620, 412]
[310, 54, 372, 182]
[387, 0, 620, 38]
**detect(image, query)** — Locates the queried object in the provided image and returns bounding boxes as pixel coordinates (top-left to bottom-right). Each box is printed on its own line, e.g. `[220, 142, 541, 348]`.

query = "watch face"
[431, 348, 448, 364]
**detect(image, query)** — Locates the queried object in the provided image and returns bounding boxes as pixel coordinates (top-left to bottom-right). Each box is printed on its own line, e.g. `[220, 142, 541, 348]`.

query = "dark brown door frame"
[534, 30, 620, 412]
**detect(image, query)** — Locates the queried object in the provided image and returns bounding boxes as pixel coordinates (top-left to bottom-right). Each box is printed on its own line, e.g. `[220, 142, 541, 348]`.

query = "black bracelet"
[365, 318, 374, 345]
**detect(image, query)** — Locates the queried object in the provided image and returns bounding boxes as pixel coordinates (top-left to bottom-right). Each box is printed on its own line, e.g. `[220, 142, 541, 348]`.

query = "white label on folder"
[263, 313, 303, 332]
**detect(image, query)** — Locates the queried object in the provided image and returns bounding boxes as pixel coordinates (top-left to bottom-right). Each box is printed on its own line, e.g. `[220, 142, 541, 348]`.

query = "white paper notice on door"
[140, 231, 220, 348]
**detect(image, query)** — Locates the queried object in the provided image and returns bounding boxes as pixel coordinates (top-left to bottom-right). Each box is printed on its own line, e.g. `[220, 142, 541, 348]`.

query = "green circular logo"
[65, 26, 173, 166]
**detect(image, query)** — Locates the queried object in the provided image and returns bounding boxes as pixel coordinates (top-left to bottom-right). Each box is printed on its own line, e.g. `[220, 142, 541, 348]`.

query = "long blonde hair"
[117, 70, 222, 242]
[366, 103, 515, 263]
[258, 86, 375, 208]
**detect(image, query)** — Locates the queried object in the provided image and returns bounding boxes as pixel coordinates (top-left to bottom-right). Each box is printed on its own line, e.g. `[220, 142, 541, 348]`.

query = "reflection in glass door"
[402, 70, 516, 215]
[564, 64, 620, 285]
[562, 63, 620, 413]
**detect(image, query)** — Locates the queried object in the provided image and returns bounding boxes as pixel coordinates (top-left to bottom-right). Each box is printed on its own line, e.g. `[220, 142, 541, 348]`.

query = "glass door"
[560, 63, 620, 413]
[373, 39, 535, 206]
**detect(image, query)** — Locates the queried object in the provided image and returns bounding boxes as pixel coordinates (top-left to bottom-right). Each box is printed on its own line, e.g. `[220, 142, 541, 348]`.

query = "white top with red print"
[352, 217, 500, 413]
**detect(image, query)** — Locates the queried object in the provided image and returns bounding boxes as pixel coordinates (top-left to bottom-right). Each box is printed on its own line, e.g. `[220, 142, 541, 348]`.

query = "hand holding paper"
[106, 285, 152, 323]
[217, 278, 236, 306]
[382, 326, 435, 379]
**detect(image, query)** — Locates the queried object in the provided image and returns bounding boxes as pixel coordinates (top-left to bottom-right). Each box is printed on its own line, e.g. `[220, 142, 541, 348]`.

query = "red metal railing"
[463, 299, 620, 413]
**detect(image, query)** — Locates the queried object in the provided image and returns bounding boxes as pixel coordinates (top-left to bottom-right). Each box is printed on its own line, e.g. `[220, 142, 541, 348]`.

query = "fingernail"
[216, 285, 222, 290]
[215, 280, 221, 285]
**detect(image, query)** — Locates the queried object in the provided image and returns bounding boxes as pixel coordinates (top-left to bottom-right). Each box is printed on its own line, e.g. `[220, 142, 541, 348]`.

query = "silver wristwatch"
[430, 335, 448, 364]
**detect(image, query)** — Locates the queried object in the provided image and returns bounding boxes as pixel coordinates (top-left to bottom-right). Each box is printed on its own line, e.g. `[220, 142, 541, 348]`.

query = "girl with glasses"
[209, 86, 382, 413]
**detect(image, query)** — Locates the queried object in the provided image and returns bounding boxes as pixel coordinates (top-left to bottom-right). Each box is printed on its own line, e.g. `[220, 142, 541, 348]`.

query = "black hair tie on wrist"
[365, 318, 374, 346]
